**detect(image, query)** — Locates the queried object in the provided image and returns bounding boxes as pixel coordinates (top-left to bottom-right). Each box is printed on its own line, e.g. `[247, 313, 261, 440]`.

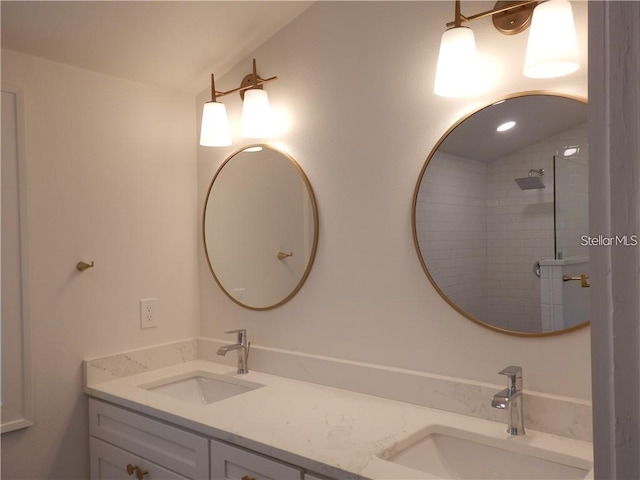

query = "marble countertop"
[85, 359, 593, 480]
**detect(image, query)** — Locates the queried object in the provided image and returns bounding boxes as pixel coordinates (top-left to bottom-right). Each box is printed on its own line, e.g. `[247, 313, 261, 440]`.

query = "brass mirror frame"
[411, 91, 589, 337]
[203, 144, 319, 310]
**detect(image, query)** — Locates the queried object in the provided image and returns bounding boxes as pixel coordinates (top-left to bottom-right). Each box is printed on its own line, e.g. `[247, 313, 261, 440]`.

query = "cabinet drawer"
[211, 439, 303, 480]
[91, 437, 190, 480]
[89, 399, 208, 479]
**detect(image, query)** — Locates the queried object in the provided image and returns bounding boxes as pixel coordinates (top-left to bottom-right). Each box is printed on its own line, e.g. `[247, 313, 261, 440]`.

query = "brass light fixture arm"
[210, 73, 218, 102]
[454, 0, 463, 27]
[446, 0, 540, 29]
[208, 59, 278, 103]
[215, 75, 278, 99]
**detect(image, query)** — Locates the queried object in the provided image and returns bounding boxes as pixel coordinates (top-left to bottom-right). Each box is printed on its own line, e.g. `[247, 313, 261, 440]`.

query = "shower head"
[515, 169, 545, 190]
[515, 176, 545, 190]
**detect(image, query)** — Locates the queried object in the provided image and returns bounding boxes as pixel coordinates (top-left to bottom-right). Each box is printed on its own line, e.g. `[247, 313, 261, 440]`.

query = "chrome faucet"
[491, 365, 526, 436]
[217, 329, 250, 374]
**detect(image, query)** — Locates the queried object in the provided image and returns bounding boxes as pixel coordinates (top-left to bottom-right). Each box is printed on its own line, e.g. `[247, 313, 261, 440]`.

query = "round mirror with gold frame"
[412, 92, 589, 336]
[203, 144, 318, 310]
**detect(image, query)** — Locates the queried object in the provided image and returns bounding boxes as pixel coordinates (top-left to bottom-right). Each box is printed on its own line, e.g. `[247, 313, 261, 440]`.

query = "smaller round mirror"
[203, 145, 318, 310]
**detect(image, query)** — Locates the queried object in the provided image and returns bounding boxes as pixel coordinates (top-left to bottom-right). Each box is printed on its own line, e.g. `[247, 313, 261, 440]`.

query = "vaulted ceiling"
[1, 1, 312, 93]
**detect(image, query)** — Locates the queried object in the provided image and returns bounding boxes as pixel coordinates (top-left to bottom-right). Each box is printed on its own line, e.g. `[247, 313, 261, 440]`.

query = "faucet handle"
[498, 366, 522, 391]
[224, 329, 247, 343]
[499, 365, 522, 377]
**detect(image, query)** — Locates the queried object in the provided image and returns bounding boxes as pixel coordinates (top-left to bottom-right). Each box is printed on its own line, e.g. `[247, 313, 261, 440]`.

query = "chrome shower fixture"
[515, 168, 545, 190]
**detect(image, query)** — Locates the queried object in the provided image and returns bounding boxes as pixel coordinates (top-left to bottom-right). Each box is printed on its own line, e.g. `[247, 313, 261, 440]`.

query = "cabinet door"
[211, 439, 303, 480]
[91, 437, 140, 480]
[89, 399, 208, 479]
[91, 437, 190, 480]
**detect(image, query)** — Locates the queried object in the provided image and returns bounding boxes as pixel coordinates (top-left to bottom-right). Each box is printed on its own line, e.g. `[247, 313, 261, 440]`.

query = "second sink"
[139, 371, 264, 405]
[385, 425, 592, 480]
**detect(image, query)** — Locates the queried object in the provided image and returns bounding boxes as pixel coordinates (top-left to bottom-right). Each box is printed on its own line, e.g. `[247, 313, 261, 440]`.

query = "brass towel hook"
[277, 251, 293, 260]
[562, 273, 590, 288]
[76, 261, 94, 272]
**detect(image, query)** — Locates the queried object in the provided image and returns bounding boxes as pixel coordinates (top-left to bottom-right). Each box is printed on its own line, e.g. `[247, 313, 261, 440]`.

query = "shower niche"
[413, 93, 588, 335]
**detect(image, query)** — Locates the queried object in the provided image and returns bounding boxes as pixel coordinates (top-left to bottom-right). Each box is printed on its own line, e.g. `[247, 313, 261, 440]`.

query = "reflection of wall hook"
[277, 251, 293, 260]
[76, 261, 94, 272]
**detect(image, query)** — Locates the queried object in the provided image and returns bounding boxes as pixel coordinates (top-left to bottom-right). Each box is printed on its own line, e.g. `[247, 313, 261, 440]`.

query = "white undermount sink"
[385, 426, 592, 480]
[139, 371, 264, 405]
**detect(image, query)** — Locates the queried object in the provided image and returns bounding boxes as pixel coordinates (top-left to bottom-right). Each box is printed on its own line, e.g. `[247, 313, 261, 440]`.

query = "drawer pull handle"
[136, 469, 149, 480]
[242, 476, 256, 480]
[126, 464, 139, 476]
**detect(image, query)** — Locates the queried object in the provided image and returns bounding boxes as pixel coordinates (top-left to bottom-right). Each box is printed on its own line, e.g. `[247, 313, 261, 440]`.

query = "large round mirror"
[413, 93, 588, 336]
[204, 145, 318, 310]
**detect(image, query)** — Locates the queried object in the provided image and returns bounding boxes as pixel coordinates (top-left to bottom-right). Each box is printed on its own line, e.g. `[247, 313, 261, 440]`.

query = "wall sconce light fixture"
[434, 0, 579, 97]
[200, 58, 278, 147]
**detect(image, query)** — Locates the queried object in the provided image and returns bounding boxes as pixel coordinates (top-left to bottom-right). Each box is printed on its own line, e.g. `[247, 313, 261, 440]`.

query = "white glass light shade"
[434, 26, 478, 97]
[524, 0, 579, 78]
[242, 89, 272, 138]
[200, 101, 231, 147]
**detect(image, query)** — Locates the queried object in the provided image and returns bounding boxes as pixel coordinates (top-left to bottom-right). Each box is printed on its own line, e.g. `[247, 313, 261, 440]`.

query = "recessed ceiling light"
[497, 121, 516, 132]
[563, 146, 579, 157]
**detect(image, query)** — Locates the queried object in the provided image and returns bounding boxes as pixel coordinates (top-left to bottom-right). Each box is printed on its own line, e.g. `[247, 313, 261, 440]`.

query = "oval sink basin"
[139, 371, 263, 405]
[386, 426, 592, 480]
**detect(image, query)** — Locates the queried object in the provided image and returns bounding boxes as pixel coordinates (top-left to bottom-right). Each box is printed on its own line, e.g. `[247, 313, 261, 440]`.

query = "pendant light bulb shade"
[524, 0, 579, 78]
[200, 101, 231, 147]
[434, 26, 478, 97]
[242, 89, 272, 138]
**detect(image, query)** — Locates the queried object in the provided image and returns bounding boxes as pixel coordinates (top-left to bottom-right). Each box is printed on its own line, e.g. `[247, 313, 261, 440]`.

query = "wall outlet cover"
[140, 298, 157, 329]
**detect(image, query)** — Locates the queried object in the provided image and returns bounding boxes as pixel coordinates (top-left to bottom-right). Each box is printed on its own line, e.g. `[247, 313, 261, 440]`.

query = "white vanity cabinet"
[89, 399, 209, 479]
[89, 399, 339, 480]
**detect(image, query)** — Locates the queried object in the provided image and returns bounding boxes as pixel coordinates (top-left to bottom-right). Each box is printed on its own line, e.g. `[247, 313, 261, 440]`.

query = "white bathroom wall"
[486, 151, 553, 332]
[416, 151, 488, 321]
[485, 135, 556, 332]
[1, 49, 199, 479]
[198, 1, 591, 399]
